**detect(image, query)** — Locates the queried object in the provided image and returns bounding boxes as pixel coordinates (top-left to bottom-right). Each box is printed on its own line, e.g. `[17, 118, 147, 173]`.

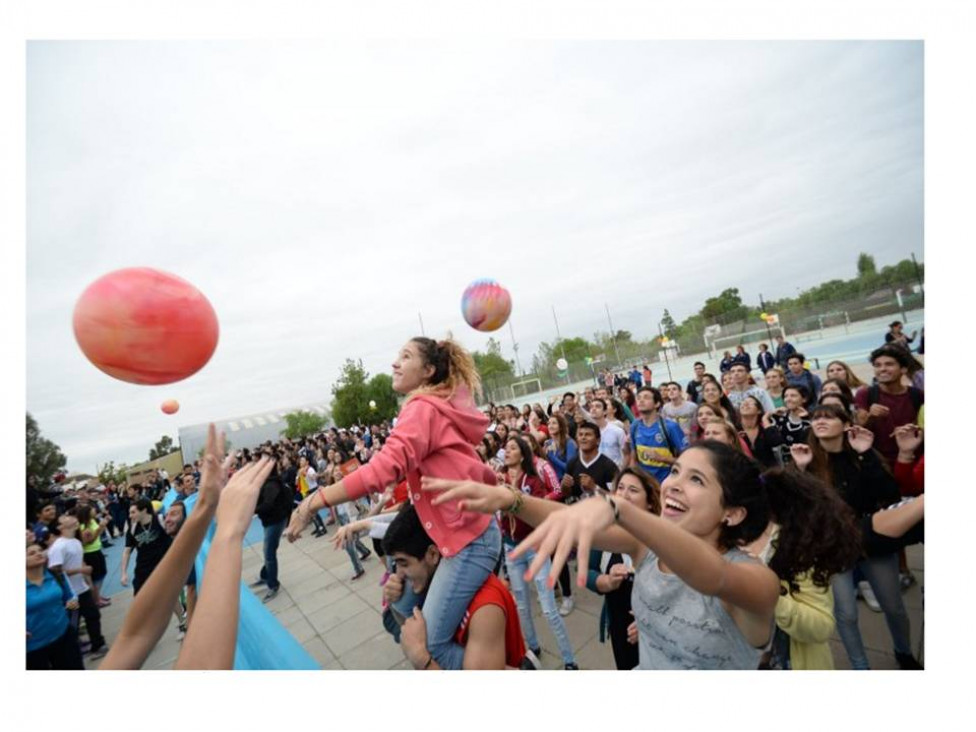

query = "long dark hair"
[548, 412, 570, 453]
[691, 442, 861, 591]
[762, 469, 862, 591]
[506, 435, 538, 479]
[806, 404, 856, 490]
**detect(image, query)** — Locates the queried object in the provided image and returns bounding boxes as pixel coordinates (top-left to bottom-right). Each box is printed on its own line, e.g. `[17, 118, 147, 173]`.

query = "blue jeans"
[337, 513, 370, 575]
[260, 519, 286, 590]
[831, 553, 912, 669]
[504, 541, 576, 665]
[389, 520, 501, 669]
[382, 522, 502, 668]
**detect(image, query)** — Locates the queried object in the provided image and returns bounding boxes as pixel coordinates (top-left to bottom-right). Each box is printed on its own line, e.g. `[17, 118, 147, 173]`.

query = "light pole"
[605, 303, 622, 368]
[508, 319, 523, 378]
[758, 293, 774, 344]
[657, 321, 673, 381]
[552, 305, 570, 384]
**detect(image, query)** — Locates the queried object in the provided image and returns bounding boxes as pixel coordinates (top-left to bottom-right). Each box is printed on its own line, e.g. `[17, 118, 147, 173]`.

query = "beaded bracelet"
[504, 485, 525, 516]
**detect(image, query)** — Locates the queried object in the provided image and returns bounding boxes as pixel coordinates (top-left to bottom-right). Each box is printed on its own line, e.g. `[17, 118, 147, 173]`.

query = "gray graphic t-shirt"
[632, 546, 766, 670]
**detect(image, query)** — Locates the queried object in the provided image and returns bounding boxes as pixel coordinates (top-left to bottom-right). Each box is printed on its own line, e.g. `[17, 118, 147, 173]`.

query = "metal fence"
[480, 283, 923, 405]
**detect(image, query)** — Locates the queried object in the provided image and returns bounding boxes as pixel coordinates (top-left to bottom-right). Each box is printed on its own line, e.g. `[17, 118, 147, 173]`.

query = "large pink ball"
[161, 399, 180, 415]
[461, 279, 512, 332]
[73, 268, 219, 385]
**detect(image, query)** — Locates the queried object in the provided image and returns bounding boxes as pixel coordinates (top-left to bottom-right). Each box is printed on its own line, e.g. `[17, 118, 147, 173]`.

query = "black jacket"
[255, 471, 295, 527]
[828, 449, 900, 518]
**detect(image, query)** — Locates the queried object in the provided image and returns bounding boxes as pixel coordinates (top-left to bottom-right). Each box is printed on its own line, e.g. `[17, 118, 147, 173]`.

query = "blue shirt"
[26, 571, 72, 652]
[545, 438, 578, 481]
[629, 417, 688, 484]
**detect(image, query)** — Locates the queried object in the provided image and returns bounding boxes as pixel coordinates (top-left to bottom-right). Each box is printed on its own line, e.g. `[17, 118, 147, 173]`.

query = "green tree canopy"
[97, 461, 128, 486]
[149, 435, 179, 461]
[700, 287, 747, 321]
[331, 359, 371, 428]
[280, 411, 328, 439]
[26, 413, 67, 486]
[472, 337, 515, 381]
[857, 252, 877, 278]
[660, 309, 678, 339]
[366, 373, 400, 423]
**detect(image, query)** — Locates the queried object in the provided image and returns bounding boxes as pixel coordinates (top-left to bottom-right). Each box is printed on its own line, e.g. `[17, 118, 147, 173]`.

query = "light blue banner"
[183, 492, 320, 670]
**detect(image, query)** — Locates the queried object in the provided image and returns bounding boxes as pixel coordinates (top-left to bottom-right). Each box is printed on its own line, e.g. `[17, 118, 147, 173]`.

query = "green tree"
[556, 336, 593, 363]
[281, 411, 328, 439]
[366, 373, 400, 422]
[26, 413, 67, 486]
[149, 435, 179, 461]
[857, 252, 877, 278]
[97, 461, 128, 487]
[700, 287, 747, 321]
[331, 359, 371, 427]
[660, 309, 677, 339]
[472, 337, 515, 381]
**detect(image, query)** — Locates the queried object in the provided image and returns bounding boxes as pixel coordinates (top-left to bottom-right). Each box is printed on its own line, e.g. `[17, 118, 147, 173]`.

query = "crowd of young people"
[27, 329, 924, 671]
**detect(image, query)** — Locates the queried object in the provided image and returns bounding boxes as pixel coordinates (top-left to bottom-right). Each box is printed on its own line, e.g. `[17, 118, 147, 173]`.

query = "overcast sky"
[26, 40, 923, 474]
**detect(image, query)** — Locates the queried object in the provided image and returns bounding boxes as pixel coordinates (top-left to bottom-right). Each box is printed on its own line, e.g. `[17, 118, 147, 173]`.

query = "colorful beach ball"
[161, 399, 180, 415]
[461, 279, 512, 332]
[73, 268, 219, 385]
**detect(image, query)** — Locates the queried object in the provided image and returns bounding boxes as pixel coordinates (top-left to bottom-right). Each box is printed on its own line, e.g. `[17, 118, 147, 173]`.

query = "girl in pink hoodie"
[286, 337, 502, 669]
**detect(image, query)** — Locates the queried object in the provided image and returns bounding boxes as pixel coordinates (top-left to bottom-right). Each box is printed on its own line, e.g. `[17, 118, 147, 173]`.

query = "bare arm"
[422, 477, 644, 557]
[175, 458, 271, 670]
[100, 426, 233, 670]
[872, 495, 924, 538]
[119, 547, 132, 582]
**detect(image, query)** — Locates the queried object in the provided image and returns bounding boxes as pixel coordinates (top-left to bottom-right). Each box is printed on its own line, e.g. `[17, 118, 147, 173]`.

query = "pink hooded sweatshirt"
[342, 387, 494, 558]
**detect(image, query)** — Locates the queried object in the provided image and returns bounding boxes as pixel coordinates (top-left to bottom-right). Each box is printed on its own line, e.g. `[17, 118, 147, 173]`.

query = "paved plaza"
[86, 524, 924, 671]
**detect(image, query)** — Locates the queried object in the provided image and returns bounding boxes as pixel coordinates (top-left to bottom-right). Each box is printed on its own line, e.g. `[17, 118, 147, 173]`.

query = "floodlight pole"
[418, 312, 426, 337]
[657, 322, 673, 381]
[508, 319, 523, 378]
[758, 293, 774, 343]
[552, 305, 569, 384]
[605, 303, 622, 368]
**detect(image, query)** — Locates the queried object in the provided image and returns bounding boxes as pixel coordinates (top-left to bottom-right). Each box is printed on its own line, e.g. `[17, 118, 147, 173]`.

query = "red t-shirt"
[393, 480, 410, 506]
[853, 386, 923, 465]
[453, 573, 526, 669]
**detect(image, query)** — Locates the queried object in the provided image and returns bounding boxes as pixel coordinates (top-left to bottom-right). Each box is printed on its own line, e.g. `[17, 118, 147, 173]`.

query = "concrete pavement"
[85, 521, 923, 670]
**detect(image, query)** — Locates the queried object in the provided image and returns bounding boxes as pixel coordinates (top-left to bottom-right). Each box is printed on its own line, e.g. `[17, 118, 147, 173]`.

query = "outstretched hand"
[284, 501, 312, 543]
[215, 458, 274, 539]
[197, 424, 232, 510]
[511, 496, 616, 589]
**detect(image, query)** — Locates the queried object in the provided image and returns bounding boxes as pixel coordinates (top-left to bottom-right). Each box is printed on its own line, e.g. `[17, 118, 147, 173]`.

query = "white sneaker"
[857, 581, 882, 613]
[558, 596, 574, 616]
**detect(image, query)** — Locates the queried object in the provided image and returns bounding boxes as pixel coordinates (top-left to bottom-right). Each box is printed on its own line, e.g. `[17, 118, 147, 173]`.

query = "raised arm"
[100, 426, 238, 670]
[422, 477, 643, 558]
[175, 457, 273, 670]
[509, 493, 778, 649]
